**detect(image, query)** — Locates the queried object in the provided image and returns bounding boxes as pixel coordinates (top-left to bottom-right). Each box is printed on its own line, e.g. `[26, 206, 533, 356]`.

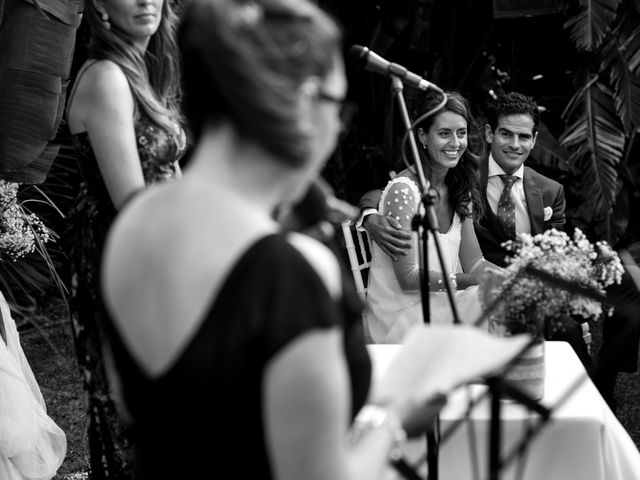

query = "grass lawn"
[18, 295, 640, 479]
[18, 296, 89, 479]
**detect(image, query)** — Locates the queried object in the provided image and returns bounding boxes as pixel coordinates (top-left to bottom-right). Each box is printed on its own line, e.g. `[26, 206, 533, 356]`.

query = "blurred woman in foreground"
[101, 0, 445, 478]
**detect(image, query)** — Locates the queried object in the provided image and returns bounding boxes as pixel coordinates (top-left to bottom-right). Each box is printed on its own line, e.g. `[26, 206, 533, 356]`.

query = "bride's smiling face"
[419, 111, 468, 171]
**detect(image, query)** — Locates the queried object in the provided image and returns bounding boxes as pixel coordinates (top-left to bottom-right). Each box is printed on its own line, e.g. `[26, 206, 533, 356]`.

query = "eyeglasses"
[318, 90, 357, 133]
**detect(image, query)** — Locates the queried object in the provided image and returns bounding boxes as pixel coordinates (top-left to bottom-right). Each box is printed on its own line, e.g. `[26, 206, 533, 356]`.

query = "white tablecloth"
[368, 341, 640, 480]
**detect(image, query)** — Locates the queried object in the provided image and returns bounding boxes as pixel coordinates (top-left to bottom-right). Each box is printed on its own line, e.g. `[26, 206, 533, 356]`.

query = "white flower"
[480, 228, 624, 338]
[0, 180, 52, 261]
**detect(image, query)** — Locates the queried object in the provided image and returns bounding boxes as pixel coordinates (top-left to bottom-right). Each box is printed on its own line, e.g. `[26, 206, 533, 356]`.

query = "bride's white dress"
[0, 291, 66, 480]
[364, 177, 484, 344]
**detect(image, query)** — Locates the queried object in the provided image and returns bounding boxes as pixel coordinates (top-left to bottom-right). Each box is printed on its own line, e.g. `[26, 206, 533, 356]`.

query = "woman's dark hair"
[85, 0, 183, 131]
[411, 90, 485, 223]
[178, 0, 341, 167]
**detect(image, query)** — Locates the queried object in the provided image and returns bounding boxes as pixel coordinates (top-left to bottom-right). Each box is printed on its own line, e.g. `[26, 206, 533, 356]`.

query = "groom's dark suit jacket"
[475, 159, 566, 268]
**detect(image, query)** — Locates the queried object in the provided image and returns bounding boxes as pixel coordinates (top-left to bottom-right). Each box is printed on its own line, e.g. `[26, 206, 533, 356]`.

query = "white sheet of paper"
[369, 324, 532, 404]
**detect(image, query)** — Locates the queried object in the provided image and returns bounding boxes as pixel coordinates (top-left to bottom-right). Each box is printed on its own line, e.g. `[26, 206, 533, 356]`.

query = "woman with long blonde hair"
[64, 0, 186, 476]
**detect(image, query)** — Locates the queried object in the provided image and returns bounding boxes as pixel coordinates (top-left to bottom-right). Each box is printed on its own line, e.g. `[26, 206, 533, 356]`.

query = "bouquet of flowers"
[480, 228, 624, 339]
[0, 180, 52, 261]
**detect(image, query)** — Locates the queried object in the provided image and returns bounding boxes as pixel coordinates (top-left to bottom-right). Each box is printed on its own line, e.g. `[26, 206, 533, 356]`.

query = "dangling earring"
[421, 142, 427, 150]
[101, 12, 111, 30]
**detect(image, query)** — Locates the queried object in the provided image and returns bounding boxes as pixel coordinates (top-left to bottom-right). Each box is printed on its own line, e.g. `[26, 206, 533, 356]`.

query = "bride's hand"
[478, 268, 508, 310]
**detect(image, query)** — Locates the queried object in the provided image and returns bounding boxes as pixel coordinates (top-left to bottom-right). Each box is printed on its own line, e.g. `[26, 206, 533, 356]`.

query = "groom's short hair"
[486, 92, 540, 133]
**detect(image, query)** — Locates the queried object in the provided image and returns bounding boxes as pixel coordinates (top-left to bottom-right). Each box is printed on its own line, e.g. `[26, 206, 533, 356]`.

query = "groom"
[474, 93, 564, 265]
[457, 92, 640, 410]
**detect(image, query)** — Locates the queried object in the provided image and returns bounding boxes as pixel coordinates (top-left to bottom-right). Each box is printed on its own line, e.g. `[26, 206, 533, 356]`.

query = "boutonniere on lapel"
[543, 206, 553, 222]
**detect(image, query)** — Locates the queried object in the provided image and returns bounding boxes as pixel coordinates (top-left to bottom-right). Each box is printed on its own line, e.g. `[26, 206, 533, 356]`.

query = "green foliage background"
[319, 0, 640, 250]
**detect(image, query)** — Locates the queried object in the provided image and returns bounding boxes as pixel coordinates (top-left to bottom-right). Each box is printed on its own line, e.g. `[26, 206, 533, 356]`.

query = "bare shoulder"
[80, 60, 129, 94]
[69, 60, 133, 130]
[73, 60, 130, 103]
[286, 233, 342, 300]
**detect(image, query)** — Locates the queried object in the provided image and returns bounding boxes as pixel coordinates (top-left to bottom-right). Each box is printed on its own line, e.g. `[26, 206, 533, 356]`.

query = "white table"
[368, 341, 640, 480]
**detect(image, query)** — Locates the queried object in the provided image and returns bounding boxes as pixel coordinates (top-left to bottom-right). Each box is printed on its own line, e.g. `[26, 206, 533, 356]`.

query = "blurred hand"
[477, 268, 508, 311]
[392, 393, 448, 438]
[325, 195, 360, 224]
[364, 214, 413, 261]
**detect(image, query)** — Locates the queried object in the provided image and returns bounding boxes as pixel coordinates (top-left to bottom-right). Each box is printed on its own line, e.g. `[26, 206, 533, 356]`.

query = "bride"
[0, 290, 66, 479]
[364, 90, 501, 343]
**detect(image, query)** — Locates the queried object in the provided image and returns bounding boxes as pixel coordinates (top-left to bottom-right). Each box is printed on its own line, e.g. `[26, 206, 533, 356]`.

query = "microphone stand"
[388, 76, 460, 480]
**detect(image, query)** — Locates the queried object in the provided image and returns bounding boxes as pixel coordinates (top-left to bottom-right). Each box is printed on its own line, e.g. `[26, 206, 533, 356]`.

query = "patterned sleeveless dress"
[65, 106, 186, 479]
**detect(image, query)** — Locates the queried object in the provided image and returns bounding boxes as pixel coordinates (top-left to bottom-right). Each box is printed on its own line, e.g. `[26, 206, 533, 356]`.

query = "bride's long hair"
[412, 90, 486, 225]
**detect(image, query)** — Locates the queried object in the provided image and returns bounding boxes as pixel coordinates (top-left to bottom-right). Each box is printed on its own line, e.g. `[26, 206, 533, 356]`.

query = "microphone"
[278, 179, 359, 231]
[297, 179, 359, 226]
[348, 45, 442, 93]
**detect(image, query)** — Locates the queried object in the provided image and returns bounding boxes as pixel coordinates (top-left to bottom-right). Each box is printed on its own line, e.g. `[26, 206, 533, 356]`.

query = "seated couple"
[358, 91, 592, 374]
[358, 90, 501, 343]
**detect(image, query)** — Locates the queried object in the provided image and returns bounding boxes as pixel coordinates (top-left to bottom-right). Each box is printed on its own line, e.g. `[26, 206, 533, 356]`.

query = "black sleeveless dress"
[103, 234, 372, 479]
[65, 86, 186, 478]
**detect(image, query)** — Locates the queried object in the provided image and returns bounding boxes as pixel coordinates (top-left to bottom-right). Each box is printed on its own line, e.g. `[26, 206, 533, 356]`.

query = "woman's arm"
[456, 215, 503, 289]
[381, 181, 420, 291]
[79, 61, 146, 209]
[265, 329, 402, 480]
[265, 327, 444, 480]
[383, 180, 457, 292]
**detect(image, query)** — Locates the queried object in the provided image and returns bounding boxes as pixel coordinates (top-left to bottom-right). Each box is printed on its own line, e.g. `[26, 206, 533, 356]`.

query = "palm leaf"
[560, 81, 625, 218]
[530, 121, 573, 173]
[564, 0, 622, 52]
[616, 5, 640, 74]
[599, 11, 640, 133]
[602, 42, 640, 134]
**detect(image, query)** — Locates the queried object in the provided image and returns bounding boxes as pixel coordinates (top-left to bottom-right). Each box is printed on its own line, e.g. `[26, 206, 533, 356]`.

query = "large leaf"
[594, 4, 640, 134]
[616, 5, 640, 73]
[563, 0, 622, 51]
[530, 121, 573, 173]
[560, 81, 625, 217]
[600, 33, 640, 134]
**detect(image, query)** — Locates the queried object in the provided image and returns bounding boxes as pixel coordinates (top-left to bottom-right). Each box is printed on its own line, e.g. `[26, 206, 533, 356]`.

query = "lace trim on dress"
[378, 176, 422, 216]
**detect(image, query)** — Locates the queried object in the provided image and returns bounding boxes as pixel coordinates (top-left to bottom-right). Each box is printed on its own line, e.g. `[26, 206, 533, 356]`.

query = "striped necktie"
[497, 174, 518, 240]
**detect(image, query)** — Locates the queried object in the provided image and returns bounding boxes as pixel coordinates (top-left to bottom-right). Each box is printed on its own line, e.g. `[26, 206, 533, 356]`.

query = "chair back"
[580, 322, 591, 354]
[340, 221, 371, 301]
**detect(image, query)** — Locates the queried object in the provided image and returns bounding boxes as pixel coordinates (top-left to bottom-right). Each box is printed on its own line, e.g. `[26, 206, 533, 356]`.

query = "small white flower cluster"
[0, 180, 51, 261]
[487, 228, 624, 337]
